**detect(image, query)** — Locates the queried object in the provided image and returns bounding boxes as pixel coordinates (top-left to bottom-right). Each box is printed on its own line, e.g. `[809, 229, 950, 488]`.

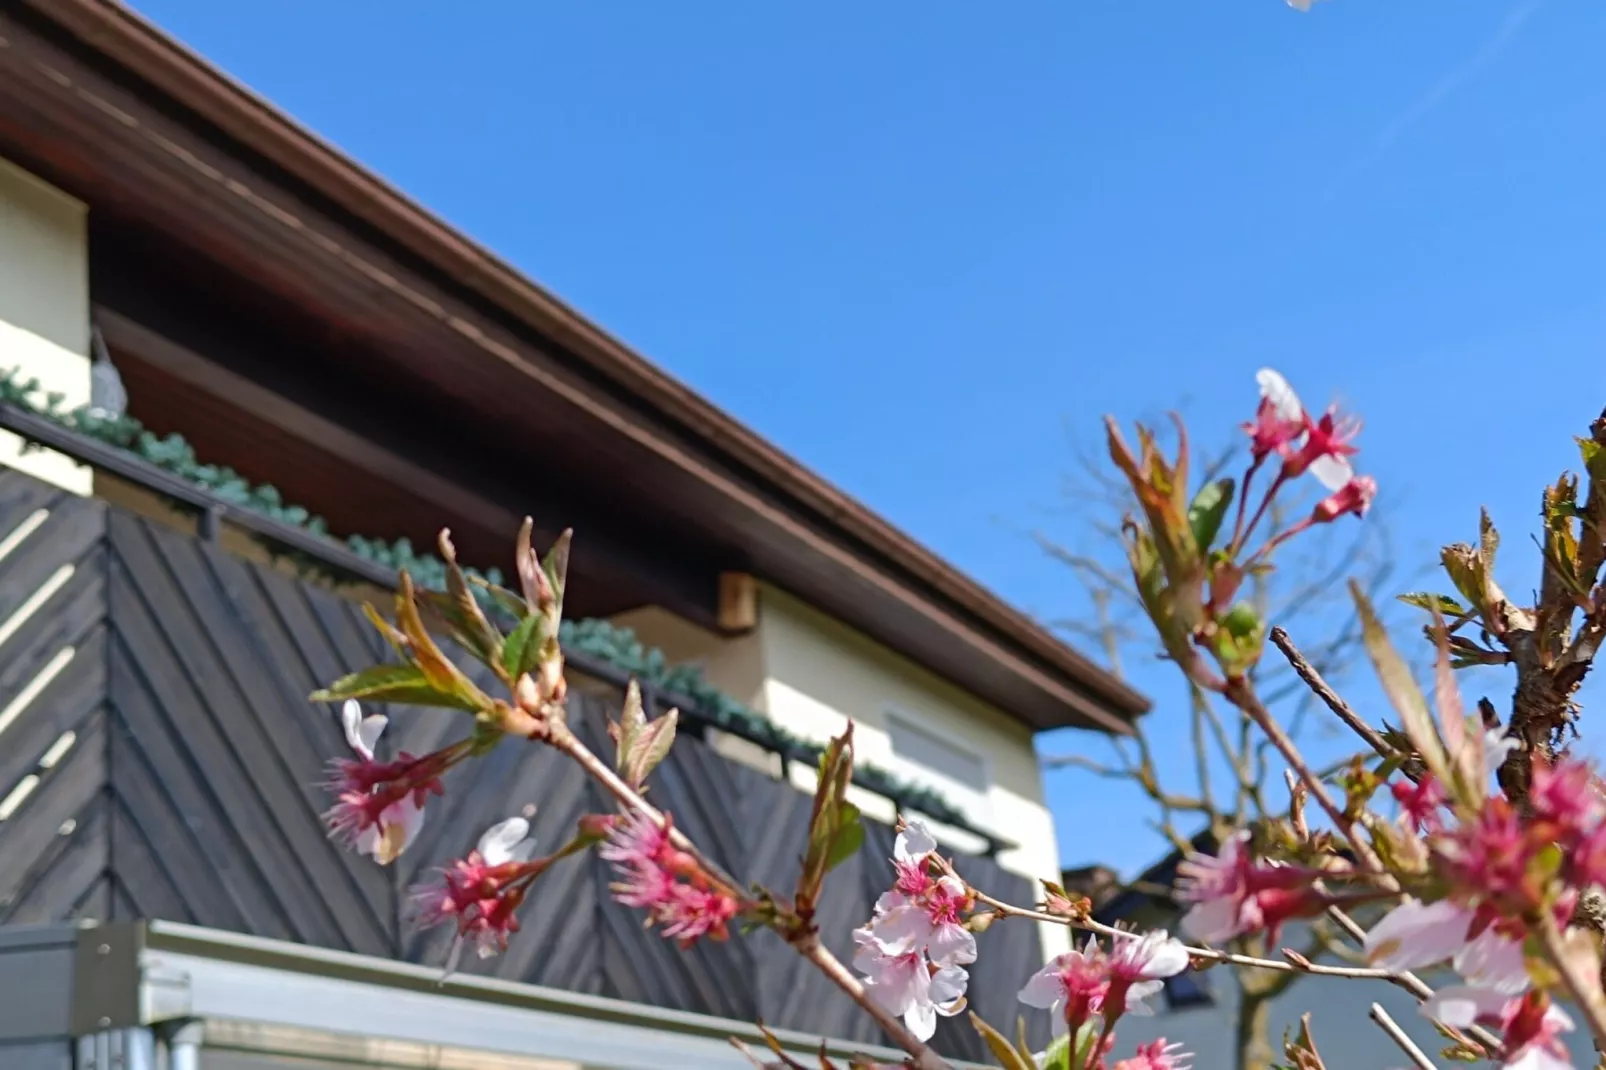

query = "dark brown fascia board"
[22, 0, 1150, 725]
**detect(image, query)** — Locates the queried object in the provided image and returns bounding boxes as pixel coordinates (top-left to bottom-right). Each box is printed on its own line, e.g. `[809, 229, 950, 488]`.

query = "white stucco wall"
[0, 157, 91, 495]
[753, 585, 1068, 958]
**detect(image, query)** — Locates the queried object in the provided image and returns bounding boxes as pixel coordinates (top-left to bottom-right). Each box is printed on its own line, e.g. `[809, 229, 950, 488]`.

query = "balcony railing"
[0, 452, 1049, 1059]
[0, 401, 1011, 855]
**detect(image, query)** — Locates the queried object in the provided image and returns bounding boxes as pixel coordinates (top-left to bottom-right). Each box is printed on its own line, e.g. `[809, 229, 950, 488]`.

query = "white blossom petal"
[341, 700, 387, 760]
[1180, 897, 1241, 944]
[904, 997, 938, 1042]
[1256, 368, 1304, 422]
[478, 817, 532, 865]
[896, 821, 937, 862]
[1124, 978, 1165, 1015]
[1454, 929, 1529, 994]
[1018, 961, 1066, 1009]
[1365, 899, 1473, 972]
[1308, 452, 1354, 493]
[929, 964, 968, 1008]
[1418, 984, 1508, 1028]
[927, 922, 978, 967]
[870, 902, 932, 956]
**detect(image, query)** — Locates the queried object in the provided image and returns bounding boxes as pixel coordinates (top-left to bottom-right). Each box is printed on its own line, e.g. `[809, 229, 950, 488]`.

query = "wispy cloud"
[1320, 0, 1543, 202]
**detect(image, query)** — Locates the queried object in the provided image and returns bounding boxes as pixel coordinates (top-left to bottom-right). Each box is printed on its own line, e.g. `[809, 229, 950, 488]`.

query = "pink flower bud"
[1312, 475, 1377, 523]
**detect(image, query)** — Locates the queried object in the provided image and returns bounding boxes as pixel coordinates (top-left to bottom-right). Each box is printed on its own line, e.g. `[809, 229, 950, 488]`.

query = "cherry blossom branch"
[1369, 1002, 1438, 1070]
[965, 889, 1394, 982]
[541, 716, 953, 1070]
[543, 716, 746, 895]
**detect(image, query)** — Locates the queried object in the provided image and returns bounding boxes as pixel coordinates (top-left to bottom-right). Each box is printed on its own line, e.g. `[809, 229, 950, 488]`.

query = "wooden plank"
[109, 518, 361, 945]
[0, 784, 108, 925]
[0, 611, 105, 816]
[0, 496, 103, 654]
[106, 792, 196, 925]
[136, 520, 395, 950]
[106, 617, 298, 942]
[0, 467, 66, 537]
[107, 691, 255, 930]
[0, 713, 105, 908]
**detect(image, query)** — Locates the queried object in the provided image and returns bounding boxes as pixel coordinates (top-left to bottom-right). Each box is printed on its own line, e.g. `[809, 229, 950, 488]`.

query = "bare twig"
[1369, 1003, 1438, 1070]
[1223, 677, 1392, 882]
[1270, 626, 1399, 766]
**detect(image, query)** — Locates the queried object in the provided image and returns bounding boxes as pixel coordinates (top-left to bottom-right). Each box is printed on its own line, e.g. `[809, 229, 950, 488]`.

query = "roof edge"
[24, 0, 1149, 722]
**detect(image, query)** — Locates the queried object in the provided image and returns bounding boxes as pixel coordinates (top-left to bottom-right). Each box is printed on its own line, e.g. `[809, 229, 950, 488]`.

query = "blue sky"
[131, 0, 1606, 875]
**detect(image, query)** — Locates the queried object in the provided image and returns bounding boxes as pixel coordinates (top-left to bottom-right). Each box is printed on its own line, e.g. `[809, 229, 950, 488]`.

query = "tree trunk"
[1235, 989, 1275, 1070]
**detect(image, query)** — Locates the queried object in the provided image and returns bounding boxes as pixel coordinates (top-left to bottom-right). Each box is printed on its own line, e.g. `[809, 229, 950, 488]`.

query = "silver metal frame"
[0, 921, 987, 1069]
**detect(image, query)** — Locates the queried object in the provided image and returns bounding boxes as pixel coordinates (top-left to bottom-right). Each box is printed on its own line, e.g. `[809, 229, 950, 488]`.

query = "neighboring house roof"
[0, 0, 1149, 733]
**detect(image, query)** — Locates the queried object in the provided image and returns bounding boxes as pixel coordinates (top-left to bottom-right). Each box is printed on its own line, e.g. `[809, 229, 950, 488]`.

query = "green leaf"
[310, 663, 482, 711]
[822, 801, 864, 872]
[1351, 580, 1448, 783]
[542, 528, 573, 610]
[394, 573, 493, 713]
[623, 706, 678, 789]
[614, 679, 648, 772]
[969, 1014, 1037, 1070]
[796, 725, 858, 909]
[500, 613, 547, 680]
[1187, 477, 1235, 553]
[1397, 592, 1469, 617]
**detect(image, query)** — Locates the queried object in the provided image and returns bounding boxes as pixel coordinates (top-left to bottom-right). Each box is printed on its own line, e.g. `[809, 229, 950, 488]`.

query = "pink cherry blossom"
[1391, 772, 1448, 833]
[853, 926, 967, 1042]
[324, 700, 449, 864]
[601, 808, 740, 946]
[1104, 929, 1190, 1018]
[1175, 831, 1321, 944]
[870, 874, 977, 967]
[1242, 396, 1304, 463]
[1253, 369, 1360, 491]
[1312, 474, 1376, 522]
[1017, 935, 1112, 1037]
[1113, 1039, 1193, 1070]
[411, 816, 538, 974]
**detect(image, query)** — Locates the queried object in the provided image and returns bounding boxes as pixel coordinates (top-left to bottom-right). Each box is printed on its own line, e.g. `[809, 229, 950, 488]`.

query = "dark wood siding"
[0, 466, 1049, 1057]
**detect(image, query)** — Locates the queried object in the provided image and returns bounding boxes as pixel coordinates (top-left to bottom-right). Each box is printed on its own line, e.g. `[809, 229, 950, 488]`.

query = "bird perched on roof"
[88, 325, 127, 420]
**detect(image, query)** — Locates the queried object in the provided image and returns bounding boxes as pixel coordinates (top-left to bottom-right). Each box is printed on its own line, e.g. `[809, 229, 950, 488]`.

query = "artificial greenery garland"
[0, 370, 971, 828]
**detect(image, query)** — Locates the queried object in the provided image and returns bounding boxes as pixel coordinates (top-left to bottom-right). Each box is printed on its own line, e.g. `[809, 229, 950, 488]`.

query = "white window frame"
[881, 704, 994, 826]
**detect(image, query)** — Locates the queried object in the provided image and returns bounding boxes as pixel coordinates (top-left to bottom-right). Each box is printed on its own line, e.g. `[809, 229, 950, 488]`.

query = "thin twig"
[965, 889, 1393, 980]
[1270, 626, 1398, 765]
[1369, 1003, 1438, 1070]
[1223, 677, 1393, 882]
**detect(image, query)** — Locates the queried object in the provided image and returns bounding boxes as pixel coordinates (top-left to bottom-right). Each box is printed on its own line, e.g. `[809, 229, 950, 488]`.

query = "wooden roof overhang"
[0, 0, 1149, 733]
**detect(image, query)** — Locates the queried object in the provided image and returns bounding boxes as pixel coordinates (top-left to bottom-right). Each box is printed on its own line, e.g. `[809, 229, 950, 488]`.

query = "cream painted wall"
[754, 585, 1069, 958]
[0, 156, 91, 495]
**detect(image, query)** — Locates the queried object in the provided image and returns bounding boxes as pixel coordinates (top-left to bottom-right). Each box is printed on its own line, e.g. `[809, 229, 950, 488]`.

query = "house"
[0, 2, 1148, 1067]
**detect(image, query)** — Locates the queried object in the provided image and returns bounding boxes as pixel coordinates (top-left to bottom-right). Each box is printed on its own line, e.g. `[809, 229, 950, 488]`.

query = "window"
[884, 710, 990, 793]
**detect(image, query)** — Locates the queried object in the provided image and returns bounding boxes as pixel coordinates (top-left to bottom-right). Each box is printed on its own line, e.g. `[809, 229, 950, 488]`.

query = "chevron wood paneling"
[0, 465, 1048, 1057]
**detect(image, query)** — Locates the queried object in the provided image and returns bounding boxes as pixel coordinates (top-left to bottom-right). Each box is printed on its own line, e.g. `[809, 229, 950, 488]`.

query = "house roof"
[0, 0, 1149, 733]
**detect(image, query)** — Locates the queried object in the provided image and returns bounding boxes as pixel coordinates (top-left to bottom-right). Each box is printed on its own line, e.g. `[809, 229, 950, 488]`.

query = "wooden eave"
[0, 0, 1149, 733]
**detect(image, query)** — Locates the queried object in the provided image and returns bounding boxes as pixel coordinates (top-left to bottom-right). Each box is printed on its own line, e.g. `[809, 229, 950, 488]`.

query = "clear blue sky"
[131, 0, 1606, 875]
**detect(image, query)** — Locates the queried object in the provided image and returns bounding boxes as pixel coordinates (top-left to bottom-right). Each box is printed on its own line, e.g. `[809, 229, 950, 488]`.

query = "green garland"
[0, 370, 969, 828]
